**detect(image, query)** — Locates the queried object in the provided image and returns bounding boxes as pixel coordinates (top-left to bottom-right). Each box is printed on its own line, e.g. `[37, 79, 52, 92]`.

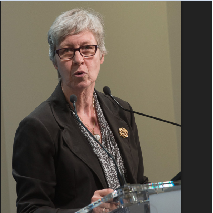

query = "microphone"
[103, 86, 181, 127]
[70, 94, 77, 103]
[69, 95, 126, 188]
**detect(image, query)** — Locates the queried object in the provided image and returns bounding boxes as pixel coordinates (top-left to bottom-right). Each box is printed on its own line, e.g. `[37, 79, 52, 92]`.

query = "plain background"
[1, 2, 181, 212]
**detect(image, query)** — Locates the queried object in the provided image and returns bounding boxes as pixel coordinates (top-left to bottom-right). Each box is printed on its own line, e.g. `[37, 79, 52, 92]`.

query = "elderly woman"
[12, 8, 148, 213]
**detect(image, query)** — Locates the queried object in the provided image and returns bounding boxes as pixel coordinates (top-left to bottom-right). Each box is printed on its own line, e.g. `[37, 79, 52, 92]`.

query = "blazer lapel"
[48, 83, 108, 188]
[62, 119, 108, 189]
[96, 92, 138, 184]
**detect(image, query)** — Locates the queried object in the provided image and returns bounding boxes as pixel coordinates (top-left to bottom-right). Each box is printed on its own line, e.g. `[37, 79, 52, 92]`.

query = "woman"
[12, 8, 148, 213]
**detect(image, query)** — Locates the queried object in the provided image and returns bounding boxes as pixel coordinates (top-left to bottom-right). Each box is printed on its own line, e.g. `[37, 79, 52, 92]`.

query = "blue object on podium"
[75, 180, 181, 213]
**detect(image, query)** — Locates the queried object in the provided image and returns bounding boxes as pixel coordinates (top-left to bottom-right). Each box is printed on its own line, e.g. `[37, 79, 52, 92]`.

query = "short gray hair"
[48, 8, 107, 65]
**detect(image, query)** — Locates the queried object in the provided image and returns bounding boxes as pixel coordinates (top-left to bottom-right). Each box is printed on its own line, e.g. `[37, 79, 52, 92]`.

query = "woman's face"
[54, 31, 104, 92]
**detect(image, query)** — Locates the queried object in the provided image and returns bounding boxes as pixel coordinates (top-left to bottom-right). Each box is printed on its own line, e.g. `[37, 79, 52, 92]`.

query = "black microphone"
[70, 94, 77, 103]
[69, 95, 126, 188]
[103, 86, 181, 127]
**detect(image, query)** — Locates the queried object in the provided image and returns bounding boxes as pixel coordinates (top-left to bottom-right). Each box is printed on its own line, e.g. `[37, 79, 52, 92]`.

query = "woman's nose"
[72, 50, 84, 65]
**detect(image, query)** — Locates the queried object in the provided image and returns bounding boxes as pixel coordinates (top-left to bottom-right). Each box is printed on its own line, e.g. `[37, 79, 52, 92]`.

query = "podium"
[76, 180, 181, 213]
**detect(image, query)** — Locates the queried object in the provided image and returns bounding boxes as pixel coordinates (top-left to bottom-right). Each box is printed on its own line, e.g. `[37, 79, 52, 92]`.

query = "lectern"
[76, 180, 181, 213]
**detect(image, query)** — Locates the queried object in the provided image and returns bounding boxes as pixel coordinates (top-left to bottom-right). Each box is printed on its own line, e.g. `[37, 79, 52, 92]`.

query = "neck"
[61, 82, 101, 142]
[61, 83, 95, 116]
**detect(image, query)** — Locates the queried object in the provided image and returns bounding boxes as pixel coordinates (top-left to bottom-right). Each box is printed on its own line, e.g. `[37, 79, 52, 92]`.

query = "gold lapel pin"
[119, 127, 128, 138]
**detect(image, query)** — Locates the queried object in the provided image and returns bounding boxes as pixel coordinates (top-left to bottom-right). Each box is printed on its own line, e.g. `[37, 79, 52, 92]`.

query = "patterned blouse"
[71, 92, 126, 190]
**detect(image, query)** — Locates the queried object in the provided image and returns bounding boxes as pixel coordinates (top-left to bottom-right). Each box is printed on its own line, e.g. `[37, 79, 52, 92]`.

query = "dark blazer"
[12, 82, 148, 213]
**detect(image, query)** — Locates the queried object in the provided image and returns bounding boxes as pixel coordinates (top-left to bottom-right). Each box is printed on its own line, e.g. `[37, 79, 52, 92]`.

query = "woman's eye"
[65, 48, 72, 52]
[83, 46, 92, 50]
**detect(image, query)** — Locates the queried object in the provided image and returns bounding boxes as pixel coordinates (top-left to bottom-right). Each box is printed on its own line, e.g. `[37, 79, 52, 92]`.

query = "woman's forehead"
[58, 31, 97, 47]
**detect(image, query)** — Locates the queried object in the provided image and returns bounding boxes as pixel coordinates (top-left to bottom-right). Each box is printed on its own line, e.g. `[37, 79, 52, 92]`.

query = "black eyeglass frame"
[55, 45, 99, 60]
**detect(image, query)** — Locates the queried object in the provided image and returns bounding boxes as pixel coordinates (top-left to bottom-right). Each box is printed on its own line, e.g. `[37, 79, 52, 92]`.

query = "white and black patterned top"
[71, 92, 126, 190]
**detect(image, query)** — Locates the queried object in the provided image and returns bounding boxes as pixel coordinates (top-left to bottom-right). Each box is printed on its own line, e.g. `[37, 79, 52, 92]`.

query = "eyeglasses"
[55, 45, 99, 61]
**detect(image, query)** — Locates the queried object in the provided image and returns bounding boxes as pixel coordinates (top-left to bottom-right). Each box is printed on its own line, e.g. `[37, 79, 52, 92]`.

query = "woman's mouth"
[74, 71, 86, 77]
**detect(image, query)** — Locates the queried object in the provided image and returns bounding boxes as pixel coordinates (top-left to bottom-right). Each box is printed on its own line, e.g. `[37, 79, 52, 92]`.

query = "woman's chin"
[71, 81, 95, 91]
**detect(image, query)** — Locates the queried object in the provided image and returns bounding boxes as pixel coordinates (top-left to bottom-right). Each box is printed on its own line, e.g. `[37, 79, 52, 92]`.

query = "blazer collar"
[47, 82, 137, 187]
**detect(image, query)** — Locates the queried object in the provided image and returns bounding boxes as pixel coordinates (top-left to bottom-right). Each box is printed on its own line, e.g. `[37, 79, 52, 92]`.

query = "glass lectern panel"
[75, 180, 181, 213]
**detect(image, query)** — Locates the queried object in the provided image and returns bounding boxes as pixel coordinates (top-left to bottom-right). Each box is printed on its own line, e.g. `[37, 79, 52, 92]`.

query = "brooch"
[119, 127, 128, 138]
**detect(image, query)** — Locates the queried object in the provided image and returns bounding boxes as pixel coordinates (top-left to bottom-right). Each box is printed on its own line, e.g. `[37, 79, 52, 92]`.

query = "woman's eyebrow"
[80, 42, 93, 46]
[59, 41, 93, 48]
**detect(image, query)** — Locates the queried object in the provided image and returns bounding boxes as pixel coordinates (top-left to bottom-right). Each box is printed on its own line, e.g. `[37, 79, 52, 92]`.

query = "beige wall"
[1, 2, 181, 212]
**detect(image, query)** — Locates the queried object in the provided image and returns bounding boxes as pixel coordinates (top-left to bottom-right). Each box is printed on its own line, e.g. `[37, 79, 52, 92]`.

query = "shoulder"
[22, 100, 54, 126]
[16, 100, 60, 142]
[18, 82, 64, 131]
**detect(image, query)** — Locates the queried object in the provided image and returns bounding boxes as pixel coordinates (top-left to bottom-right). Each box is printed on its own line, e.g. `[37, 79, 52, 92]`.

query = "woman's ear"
[100, 55, 104, 64]
[53, 60, 58, 70]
